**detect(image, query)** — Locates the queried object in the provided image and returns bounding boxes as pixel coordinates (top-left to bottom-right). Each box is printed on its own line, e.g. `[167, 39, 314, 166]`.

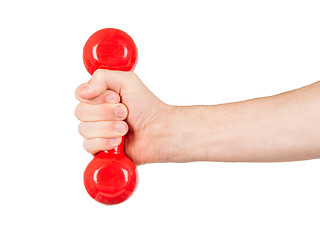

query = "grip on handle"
[82, 28, 139, 205]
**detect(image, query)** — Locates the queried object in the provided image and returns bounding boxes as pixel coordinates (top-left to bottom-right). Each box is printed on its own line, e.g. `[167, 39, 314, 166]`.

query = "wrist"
[149, 104, 180, 163]
[156, 105, 222, 163]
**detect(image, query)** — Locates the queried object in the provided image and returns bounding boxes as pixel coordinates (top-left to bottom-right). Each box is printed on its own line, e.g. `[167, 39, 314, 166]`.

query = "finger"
[76, 84, 120, 104]
[78, 69, 135, 100]
[83, 137, 122, 155]
[75, 103, 128, 122]
[78, 121, 128, 139]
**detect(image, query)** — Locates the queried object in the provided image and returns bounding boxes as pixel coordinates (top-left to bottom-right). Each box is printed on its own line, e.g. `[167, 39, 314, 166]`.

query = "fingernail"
[106, 94, 117, 103]
[115, 122, 126, 132]
[110, 138, 121, 146]
[114, 106, 127, 118]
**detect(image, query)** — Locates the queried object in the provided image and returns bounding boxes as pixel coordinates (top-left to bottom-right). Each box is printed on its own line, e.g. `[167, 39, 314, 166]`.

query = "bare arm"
[163, 81, 320, 163]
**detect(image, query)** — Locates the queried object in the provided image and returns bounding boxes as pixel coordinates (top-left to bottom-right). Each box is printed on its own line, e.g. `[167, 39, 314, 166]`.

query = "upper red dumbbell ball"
[83, 28, 138, 75]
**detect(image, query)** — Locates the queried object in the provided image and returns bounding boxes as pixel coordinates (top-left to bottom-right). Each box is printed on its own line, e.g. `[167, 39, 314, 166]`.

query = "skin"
[75, 69, 320, 165]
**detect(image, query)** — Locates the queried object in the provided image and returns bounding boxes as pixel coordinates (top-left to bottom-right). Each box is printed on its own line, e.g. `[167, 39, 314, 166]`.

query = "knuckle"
[74, 88, 78, 99]
[94, 69, 108, 82]
[74, 103, 82, 120]
[78, 122, 85, 136]
[83, 139, 100, 154]
[83, 140, 90, 152]
[121, 72, 140, 89]
[127, 71, 139, 81]
[125, 71, 135, 78]
[122, 71, 135, 83]
[75, 83, 85, 99]
[130, 71, 138, 79]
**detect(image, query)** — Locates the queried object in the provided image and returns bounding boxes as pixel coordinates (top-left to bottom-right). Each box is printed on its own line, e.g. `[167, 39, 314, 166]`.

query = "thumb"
[79, 69, 133, 100]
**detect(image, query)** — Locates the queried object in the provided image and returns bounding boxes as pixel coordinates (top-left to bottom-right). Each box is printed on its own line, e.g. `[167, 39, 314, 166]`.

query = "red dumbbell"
[82, 28, 138, 205]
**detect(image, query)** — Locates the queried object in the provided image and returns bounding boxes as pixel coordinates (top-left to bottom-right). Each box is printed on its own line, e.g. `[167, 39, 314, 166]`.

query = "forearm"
[163, 81, 320, 163]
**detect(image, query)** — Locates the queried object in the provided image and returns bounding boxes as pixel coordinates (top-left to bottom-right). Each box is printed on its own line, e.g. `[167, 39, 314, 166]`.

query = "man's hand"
[75, 70, 170, 165]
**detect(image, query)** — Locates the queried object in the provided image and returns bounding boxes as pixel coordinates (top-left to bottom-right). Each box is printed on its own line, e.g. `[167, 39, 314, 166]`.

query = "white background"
[0, 0, 319, 239]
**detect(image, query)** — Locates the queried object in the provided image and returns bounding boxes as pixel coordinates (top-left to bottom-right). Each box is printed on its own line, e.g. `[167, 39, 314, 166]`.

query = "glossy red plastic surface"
[83, 28, 138, 75]
[83, 28, 138, 205]
[84, 138, 138, 205]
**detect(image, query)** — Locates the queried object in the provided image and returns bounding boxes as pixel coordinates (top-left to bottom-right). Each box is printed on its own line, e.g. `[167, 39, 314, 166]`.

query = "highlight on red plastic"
[83, 28, 138, 75]
[83, 137, 138, 205]
[82, 28, 138, 205]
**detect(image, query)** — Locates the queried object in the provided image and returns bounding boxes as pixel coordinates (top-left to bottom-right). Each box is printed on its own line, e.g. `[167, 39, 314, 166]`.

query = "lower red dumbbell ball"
[84, 140, 138, 205]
